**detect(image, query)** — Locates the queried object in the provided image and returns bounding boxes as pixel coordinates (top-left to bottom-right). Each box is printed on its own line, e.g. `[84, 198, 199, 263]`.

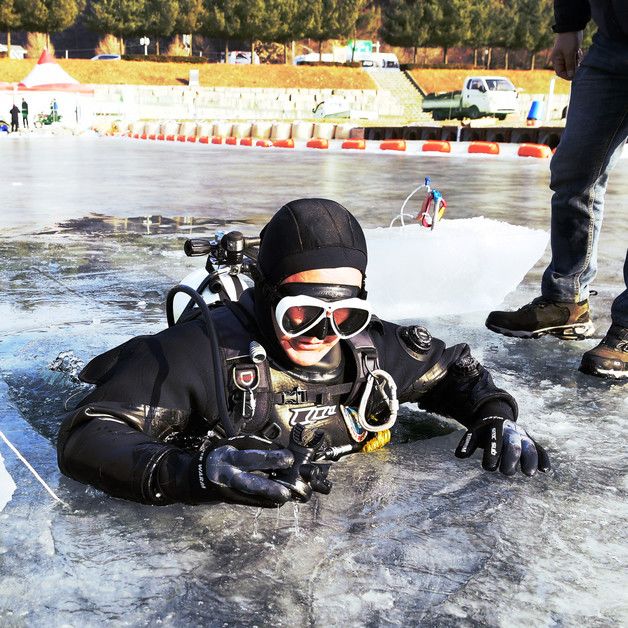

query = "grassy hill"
[409, 68, 572, 95]
[0, 58, 375, 90]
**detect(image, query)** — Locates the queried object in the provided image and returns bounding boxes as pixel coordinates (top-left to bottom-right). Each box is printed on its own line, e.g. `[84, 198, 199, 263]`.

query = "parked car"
[91, 54, 121, 61]
[227, 51, 260, 64]
[422, 76, 518, 121]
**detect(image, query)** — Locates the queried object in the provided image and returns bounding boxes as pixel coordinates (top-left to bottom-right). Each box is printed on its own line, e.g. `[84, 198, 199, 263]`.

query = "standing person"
[57, 199, 550, 507]
[9, 104, 19, 132]
[51, 98, 59, 122]
[486, 0, 628, 380]
[21, 99, 29, 129]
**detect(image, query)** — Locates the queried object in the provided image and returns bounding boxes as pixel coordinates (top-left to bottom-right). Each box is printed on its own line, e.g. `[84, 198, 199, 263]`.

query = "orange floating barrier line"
[306, 138, 329, 149]
[187, 136, 197, 143]
[422, 140, 451, 153]
[157, 134, 165, 141]
[518, 143, 552, 158]
[166, 134, 175, 141]
[225, 136, 238, 145]
[148, 134, 156, 141]
[140, 134, 148, 140]
[380, 140, 406, 151]
[211, 136, 223, 145]
[342, 139, 366, 150]
[468, 141, 500, 155]
[240, 137, 253, 146]
[198, 136, 209, 144]
[272, 138, 294, 148]
[177, 135, 187, 142]
[256, 139, 273, 147]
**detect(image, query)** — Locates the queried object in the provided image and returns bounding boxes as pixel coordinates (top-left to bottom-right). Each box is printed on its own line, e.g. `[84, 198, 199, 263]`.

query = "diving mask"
[274, 283, 372, 340]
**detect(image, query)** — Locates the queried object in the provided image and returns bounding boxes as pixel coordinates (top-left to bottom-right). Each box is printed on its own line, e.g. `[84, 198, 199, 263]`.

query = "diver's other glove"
[196, 445, 295, 507]
[455, 416, 551, 476]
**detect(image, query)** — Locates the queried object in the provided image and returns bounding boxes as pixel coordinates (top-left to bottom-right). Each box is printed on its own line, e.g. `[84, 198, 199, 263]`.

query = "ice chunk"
[365, 217, 548, 319]
[0, 452, 17, 512]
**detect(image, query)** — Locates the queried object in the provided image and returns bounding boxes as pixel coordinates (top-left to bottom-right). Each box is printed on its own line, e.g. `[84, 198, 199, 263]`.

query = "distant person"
[51, 98, 59, 122]
[9, 104, 19, 132]
[486, 0, 628, 380]
[21, 99, 29, 129]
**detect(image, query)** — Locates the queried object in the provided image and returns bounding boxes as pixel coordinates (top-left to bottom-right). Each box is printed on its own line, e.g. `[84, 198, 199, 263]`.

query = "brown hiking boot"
[580, 324, 628, 379]
[485, 297, 595, 340]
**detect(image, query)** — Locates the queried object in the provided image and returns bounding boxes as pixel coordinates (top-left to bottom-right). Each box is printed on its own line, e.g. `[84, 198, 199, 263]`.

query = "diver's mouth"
[290, 337, 335, 349]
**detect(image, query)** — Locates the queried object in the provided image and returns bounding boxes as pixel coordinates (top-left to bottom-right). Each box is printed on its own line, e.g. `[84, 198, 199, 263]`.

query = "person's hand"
[455, 416, 551, 477]
[202, 445, 294, 507]
[551, 31, 584, 80]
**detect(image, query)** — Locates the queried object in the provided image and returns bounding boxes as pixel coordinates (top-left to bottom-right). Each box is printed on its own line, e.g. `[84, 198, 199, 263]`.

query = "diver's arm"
[415, 344, 518, 428]
[58, 409, 294, 506]
[373, 322, 549, 476]
[58, 408, 187, 504]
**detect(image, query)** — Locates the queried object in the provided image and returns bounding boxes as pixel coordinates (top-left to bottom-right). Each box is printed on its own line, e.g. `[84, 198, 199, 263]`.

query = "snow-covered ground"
[0, 137, 626, 625]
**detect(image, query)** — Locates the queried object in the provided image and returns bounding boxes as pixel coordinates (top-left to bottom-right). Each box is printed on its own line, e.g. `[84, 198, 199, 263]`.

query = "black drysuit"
[57, 291, 517, 505]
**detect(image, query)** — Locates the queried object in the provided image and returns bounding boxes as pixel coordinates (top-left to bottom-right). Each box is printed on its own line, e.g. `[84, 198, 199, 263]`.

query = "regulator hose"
[166, 284, 237, 438]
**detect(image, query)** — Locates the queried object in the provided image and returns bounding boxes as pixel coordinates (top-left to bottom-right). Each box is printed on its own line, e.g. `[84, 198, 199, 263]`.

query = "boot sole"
[486, 320, 595, 340]
[579, 363, 628, 379]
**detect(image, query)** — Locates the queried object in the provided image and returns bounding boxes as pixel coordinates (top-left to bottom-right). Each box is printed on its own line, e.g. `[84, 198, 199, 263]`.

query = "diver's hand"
[551, 31, 583, 80]
[455, 416, 551, 477]
[200, 445, 294, 507]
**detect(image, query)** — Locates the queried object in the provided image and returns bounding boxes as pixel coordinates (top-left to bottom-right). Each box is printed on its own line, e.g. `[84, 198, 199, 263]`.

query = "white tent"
[18, 50, 91, 92]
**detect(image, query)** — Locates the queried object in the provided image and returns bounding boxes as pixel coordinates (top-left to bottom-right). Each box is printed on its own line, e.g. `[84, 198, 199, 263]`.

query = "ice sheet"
[0, 452, 16, 512]
[366, 218, 549, 318]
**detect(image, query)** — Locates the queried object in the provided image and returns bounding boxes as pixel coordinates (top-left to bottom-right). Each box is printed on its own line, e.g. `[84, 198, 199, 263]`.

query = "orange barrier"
[380, 140, 406, 151]
[272, 138, 295, 148]
[468, 141, 500, 155]
[212, 136, 223, 145]
[240, 137, 253, 147]
[187, 136, 197, 143]
[198, 136, 209, 144]
[307, 138, 329, 149]
[342, 139, 366, 150]
[422, 140, 451, 153]
[226, 136, 238, 145]
[518, 143, 552, 158]
[177, 135, 187, 142]
[141, 134, 148, 140]
[256, 139, 273, 147]
[132, 133, 139, 139]
[157, 134, 165, 141]
[148, 134, 157, 141]
[166, 134, 175, 141]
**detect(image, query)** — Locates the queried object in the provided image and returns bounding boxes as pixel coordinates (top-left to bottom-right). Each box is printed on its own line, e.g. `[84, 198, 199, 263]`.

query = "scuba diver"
[57, 199, 550, 507]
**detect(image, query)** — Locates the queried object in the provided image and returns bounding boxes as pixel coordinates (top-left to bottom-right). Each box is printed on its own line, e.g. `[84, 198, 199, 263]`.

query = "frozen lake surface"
[0, 136, 627, 626]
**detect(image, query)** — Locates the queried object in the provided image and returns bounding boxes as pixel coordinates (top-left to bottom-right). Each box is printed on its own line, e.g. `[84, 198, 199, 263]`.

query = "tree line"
[1, 0, 556, 68]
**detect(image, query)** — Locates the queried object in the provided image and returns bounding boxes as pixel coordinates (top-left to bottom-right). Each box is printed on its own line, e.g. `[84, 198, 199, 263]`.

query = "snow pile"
[365, 217, 549, 319]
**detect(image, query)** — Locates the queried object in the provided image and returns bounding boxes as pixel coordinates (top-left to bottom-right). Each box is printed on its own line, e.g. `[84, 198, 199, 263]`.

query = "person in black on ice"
[10, 104, 19, 132]
[57, 199, 550, 507]
[21, 99, 29, 129]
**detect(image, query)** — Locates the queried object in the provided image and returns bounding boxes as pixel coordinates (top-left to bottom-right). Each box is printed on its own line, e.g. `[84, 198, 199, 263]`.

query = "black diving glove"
[198, 445, 295, 507]
[455, 416, 551, 477]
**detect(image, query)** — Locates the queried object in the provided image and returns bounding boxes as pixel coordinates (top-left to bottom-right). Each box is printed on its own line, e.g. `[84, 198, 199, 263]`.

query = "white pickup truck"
[422, 76, 518, 121]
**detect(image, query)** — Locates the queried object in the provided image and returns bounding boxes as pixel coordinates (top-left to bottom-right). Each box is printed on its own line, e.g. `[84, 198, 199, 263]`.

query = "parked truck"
[422, 76, 519, 121]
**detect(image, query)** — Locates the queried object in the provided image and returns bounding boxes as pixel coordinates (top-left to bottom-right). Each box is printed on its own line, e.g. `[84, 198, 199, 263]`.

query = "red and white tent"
[18, 50, 92, 92]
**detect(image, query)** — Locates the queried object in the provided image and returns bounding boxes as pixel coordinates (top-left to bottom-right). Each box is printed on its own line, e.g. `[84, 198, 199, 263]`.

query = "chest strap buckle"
[279, 388, 308, 405]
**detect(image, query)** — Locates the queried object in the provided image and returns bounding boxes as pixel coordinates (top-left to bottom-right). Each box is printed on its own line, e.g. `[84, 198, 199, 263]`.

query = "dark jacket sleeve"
[372, 320, 518, 429]
[57, 321, 219, 505]
[553, 0, 591, 33]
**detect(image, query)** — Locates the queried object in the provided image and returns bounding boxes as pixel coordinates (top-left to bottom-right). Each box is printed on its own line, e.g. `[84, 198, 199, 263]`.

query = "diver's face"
[274, 267, 363, 367]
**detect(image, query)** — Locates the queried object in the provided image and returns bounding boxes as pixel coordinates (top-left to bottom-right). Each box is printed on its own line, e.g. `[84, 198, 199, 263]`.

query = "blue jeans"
[541, 33, 628, 328]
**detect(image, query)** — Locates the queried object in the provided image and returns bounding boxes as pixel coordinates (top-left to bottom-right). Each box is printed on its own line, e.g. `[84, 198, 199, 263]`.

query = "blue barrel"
[527, 100, 543, 121]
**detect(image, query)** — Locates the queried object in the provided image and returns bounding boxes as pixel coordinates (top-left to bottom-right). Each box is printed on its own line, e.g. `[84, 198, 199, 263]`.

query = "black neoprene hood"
[257, 198, 368, 285]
